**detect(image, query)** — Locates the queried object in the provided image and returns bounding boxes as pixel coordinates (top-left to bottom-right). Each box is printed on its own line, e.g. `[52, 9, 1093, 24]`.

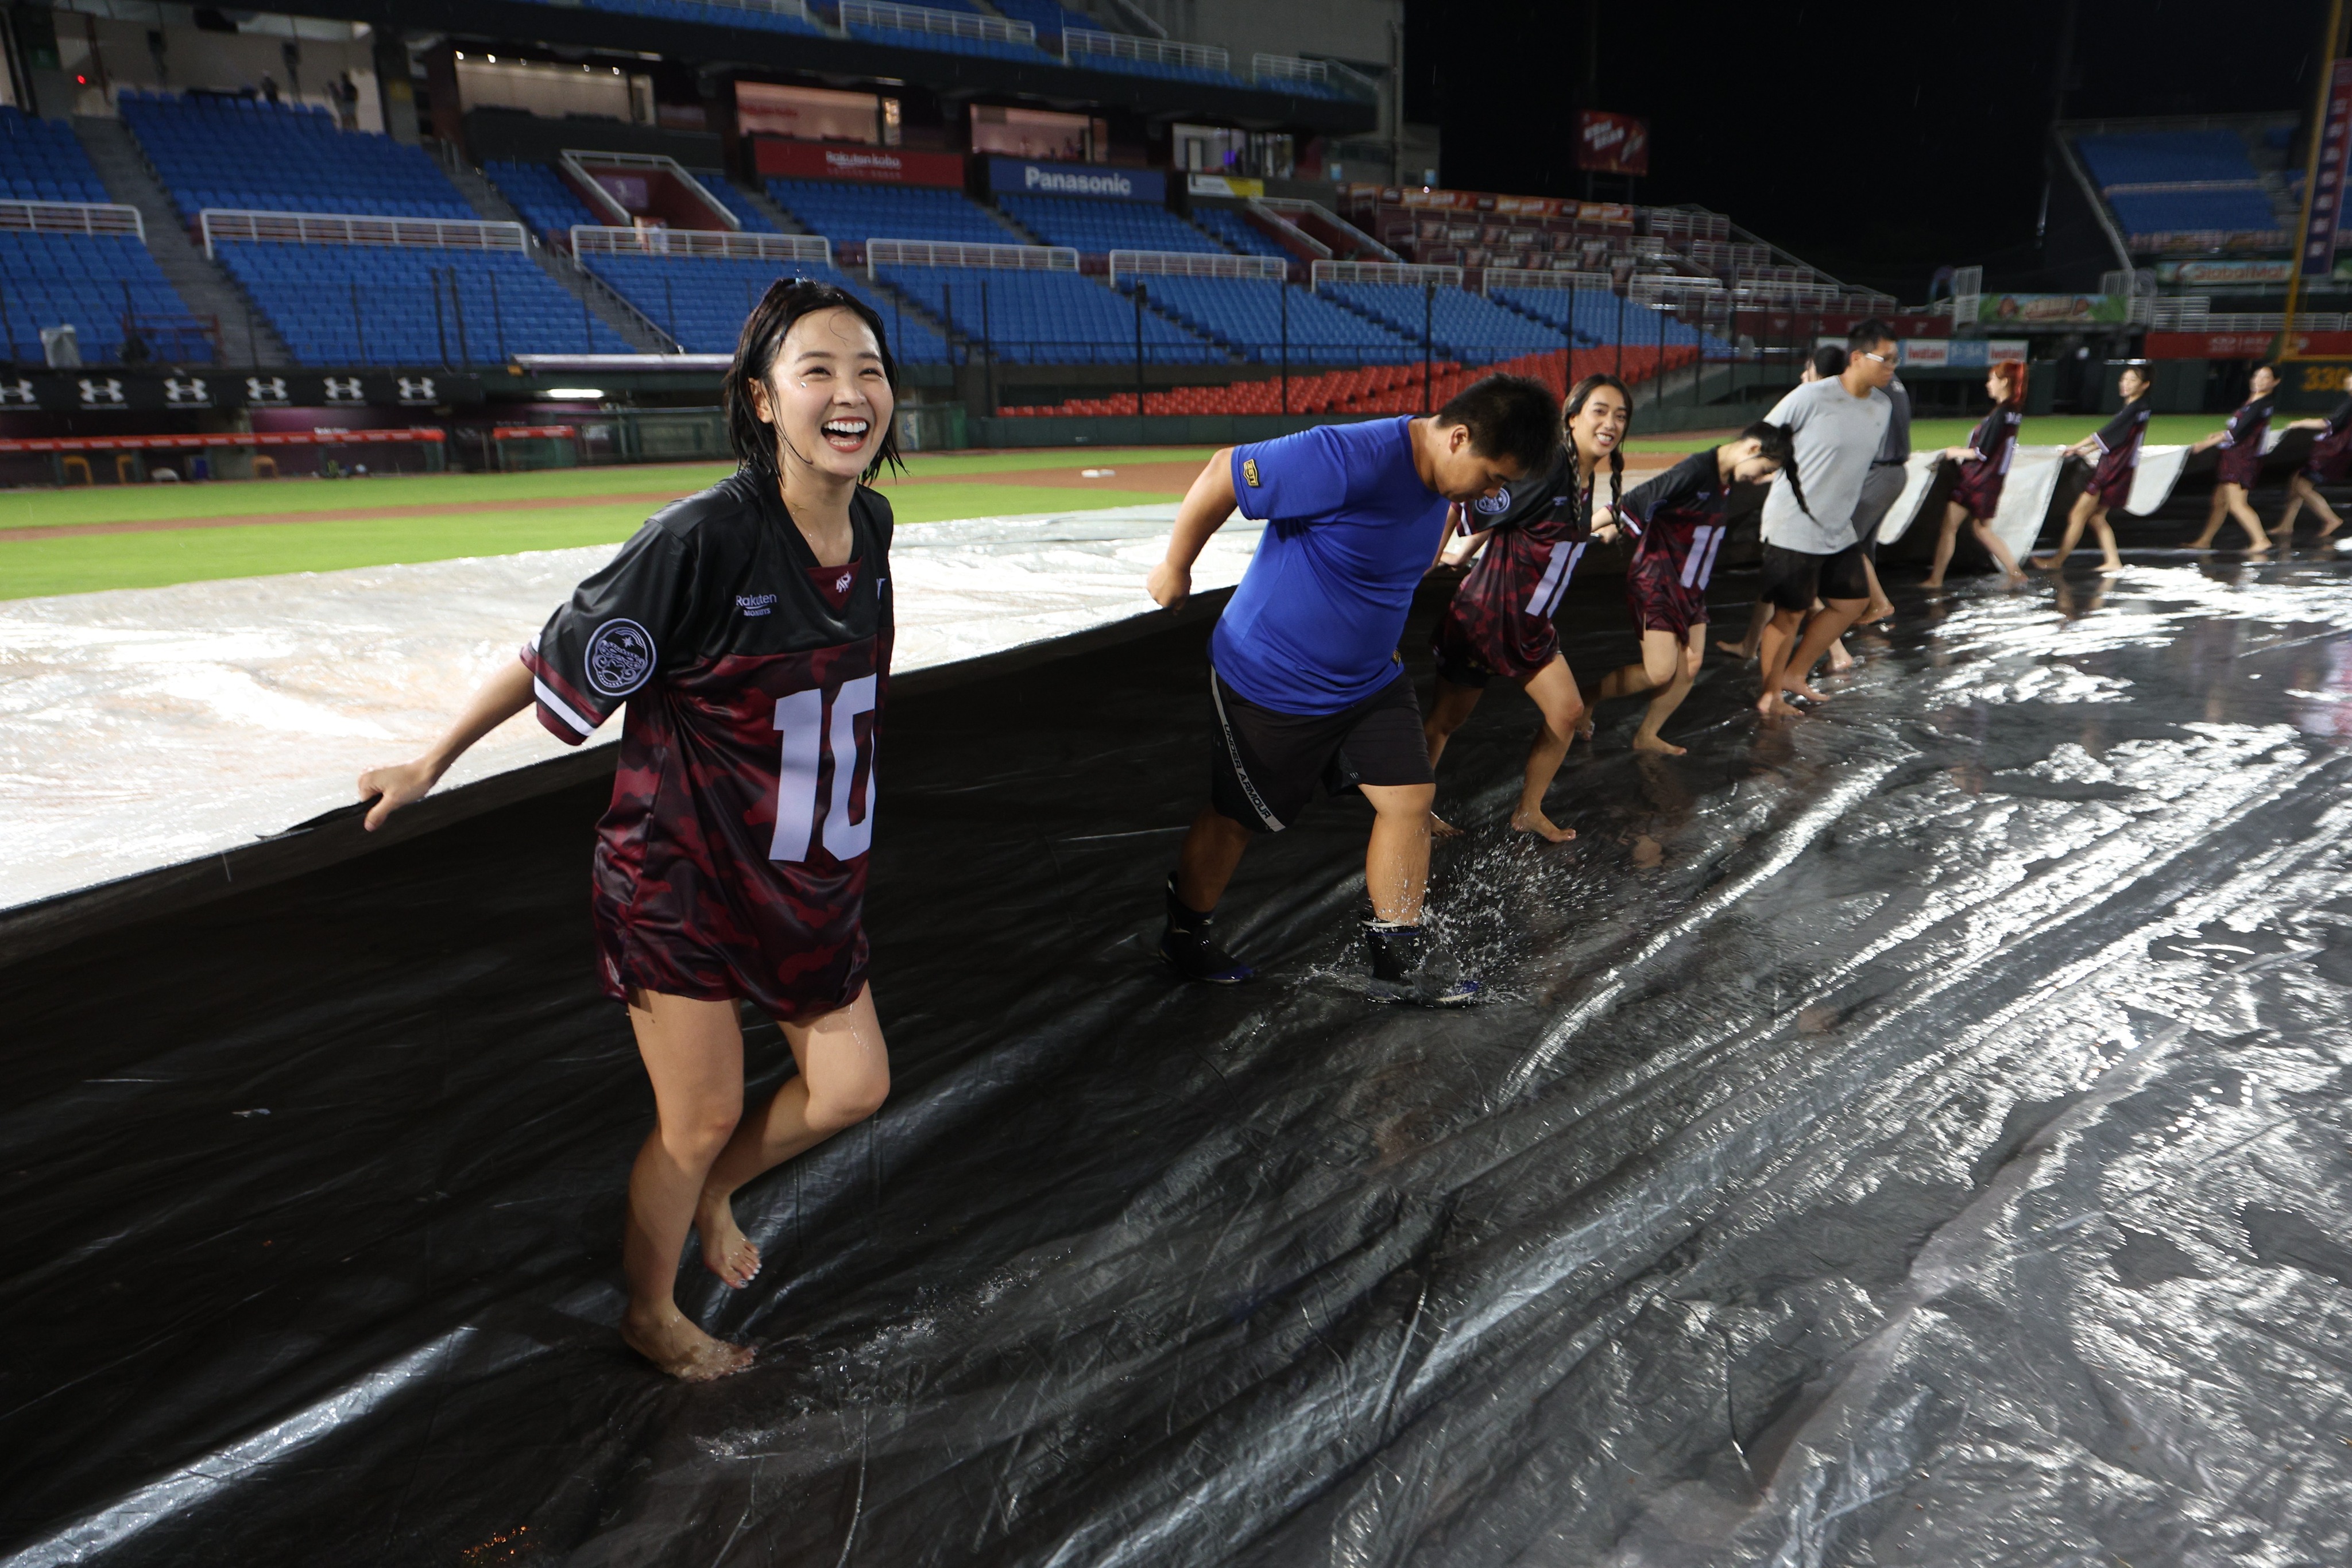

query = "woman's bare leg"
[2087, 508, 2123, 573]
[1970, 518, 2028, 586]
[1422, 676, 1486, 836]
[1633, 627, 1703, 755]
[2276, 477, 2309, 541]
[621, 990, 757, 1381]
[1924, 501, 1967, 587]
[2310, 477, 2347, 537]
[2188, 487, 2230, 549]
[695, 985, 890, 1290]
[1719, 599, 1771, 658]
[2222, 482, 2272, 551]
[1513, 655, 1585, 842]
[1755, 606, 1807, 717]
[2033, 491, 2097, 569]
[1860, 555, 1894, 624]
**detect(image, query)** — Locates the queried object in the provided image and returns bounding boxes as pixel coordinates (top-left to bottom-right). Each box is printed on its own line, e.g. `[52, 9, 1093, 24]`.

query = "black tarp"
[7, 502, 2352, 1566]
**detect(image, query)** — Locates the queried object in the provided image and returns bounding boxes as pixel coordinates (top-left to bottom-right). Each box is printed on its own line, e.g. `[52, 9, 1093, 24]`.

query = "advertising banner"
[2162, 258, 2295, 287]
[1974, 293, 2129, 328]
[751, 140, 965, 188]
[2146, 330, 2352, 359]
[1575, 110, 1650, 176]
[1186, 173, 1264, 199]
[0, 371, 480, 414]
[2303, 60, 2352, 278]
[987, 157, 1164, 202]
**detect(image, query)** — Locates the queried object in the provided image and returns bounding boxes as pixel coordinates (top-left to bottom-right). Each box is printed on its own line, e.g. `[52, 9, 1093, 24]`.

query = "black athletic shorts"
[1850, 462, 1908, 560]
[1759, 542, 1869, 611]
[1208, 664, 1432, 833]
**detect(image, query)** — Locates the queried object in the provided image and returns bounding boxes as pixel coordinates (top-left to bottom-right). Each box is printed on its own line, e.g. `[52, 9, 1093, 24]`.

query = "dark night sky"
[1403, 0, 2333, 299]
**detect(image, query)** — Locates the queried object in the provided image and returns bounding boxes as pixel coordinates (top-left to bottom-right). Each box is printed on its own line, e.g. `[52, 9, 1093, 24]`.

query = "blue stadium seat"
[2073, 130, 2280, 237]
[1189, 208, 1291, 260]
[120, 91, 474, 223]
[581, 251, 949, 361]
[765, 179, 1013, 246]
[998, 193, 1225, 254]
[875, 265, 1221, 364]
[0, 229, 203, 362]
[1490, 283, 1728, 353]
[690, 171, 780, 233]
[549, 0, 827, 35]
[484, 161, 601, 241]
[0, 106, 112, 205]
[1121, 275, 1413, 365]
[214, 239, 634, 364]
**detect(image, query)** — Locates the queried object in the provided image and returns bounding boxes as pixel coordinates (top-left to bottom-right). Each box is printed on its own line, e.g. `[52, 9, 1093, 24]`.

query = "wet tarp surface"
[8, 536, 2352, 1566]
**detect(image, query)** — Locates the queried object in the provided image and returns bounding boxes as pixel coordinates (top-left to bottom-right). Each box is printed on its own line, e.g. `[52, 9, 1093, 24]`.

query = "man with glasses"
[1754, 319, 1898, 717]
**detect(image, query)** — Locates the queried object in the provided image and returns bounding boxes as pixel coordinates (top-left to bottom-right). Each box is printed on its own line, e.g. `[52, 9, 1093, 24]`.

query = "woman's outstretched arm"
[357, 657, 535, 830]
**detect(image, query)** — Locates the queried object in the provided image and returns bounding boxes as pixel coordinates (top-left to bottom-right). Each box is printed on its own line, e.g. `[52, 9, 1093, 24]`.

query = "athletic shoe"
[1159, 876, 1256, 984]
[1362, 920, 1479, 1006]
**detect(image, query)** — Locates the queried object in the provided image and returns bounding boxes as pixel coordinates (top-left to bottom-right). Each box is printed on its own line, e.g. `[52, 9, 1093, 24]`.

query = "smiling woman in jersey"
[357, 280, 900, 1382]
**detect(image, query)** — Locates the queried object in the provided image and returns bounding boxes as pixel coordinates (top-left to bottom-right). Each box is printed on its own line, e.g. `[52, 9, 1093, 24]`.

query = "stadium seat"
[2074, 130, 2281, 237]
[1189, 208, 1292, 261]
[0, 229, 204, 363]
[1121, 275, 1413, 365]
[121, 91, 475, 223]
[998, 193, 1225, 254]
[765, 180, 1015, 246]
[0, 106, 112, 205]
[581, 251, 949, 361]
[874, 264, 1222, 365]
[483, 161, 602, 242]
[690, 171, 780, 233]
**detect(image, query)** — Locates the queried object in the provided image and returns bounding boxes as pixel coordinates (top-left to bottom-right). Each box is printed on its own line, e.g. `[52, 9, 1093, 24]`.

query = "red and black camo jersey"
[1619, 449, 1730, 634]
[1952, 401, 2022, 517]
[522, 469, 892, 1021]
[1439, 445, 1597, 680]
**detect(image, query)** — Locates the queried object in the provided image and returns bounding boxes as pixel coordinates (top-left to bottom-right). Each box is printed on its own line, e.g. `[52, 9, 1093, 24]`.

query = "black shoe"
[1362, 920, 1479, 1006]
[1159, 876, 1256, 984]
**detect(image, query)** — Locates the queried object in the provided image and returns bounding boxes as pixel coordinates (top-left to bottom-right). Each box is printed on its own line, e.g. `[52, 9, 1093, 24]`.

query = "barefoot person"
[1851, 365, 1910, 625]
[2272, 365, 2352, 544]
[1590, 422, 1801, 753]
[1722, 344, 1846, 661]
[1923, 361, 2029, 589]
[1423, 373, 1629, 841]
[357, 281, 900, 1381]
[1754, 319, 1896, 717]
[2034, 361, 2152, 574]
[2185, 364, 2277, 552]
[1148, 374, 1557, 1004]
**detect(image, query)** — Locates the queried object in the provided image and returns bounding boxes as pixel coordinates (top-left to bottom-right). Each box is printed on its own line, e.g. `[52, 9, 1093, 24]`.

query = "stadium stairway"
[71, 114, 286, 367]
[443, 158, 673, 355]
[733, 181, 812, 237]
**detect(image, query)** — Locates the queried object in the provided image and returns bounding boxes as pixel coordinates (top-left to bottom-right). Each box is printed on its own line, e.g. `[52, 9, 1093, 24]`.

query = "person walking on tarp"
[357, 281, 900, 1383]
[2035, 361, 2153, 575]
[2186, 363, 2277, 554]
[1421, 373, 1629, 841]
[1146, 375, 1558, 1005]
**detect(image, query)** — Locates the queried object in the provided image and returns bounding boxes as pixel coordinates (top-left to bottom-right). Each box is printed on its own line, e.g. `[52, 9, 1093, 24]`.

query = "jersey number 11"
[769, 675, 879, 863]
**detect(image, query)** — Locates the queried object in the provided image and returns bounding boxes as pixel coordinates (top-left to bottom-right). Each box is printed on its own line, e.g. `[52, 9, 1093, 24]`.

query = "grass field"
[0, 419, 2216, 601]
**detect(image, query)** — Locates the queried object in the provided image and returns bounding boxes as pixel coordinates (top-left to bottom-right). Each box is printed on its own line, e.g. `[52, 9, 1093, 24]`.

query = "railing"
[1247, 53, 1372, 98]
[199, 210, 526, 258]
[559, 148, 741, 233]
[1481, 267, 1615, 295]
[692, 0, 815, 20]
[1064, 27, 1229, 73]
[1262, 197, 1399, 263]
[1108, 250, 1286, 284]
[841, 0, 1035, 45]
[865, 238, 1078, 276]
[570, 226, 832, 265]
[1241, 199, 1330, 260]
[1312, 259, 1464, 290]
[0, 199, 145, 241]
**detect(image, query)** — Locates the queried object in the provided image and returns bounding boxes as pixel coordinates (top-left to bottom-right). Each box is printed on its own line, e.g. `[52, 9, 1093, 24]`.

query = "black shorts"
[1850, 462, 1908, 560]
[1759, 543, 1869, 611]
[1208, 664, 1432, 833]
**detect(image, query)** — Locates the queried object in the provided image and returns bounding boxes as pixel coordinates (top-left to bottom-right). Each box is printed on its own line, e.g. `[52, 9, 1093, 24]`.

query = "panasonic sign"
[987, 157, 1164, 203]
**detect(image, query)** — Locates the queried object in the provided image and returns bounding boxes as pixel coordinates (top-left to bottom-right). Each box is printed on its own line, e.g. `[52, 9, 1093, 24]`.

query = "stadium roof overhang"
[328, 0, 1376, 135]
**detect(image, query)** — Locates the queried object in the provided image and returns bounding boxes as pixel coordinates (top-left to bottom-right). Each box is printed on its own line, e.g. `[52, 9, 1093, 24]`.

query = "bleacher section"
[1, 107, 109, 204]
[2073, 130, 2281, 240]
[691, 172, 780, 233]
[484, 161, 601, 241]
[989, 0, 1080, 45]
[1190, 207, 1291, 261]
[1488, 281, 1727, 354]
[1127, 277, 1413, 365]
[215, 240, 633, 363]
[1, 229, 202, 363]
[837, 0, 1053, 64]
[1323, 281, 1566, 360]
[998, 193, 1222, 254]
[564, 0, 828, 35]
[875, 265, 1220, 363]
[121, 93, 473, 222]
[581, 252, 947, 360]
[765, 179, 1011, 246]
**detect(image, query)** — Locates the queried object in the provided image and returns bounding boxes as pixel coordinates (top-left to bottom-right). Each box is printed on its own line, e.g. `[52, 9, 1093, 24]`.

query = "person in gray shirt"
[1850, 371, 1910, 624]
[1755, 319, 1896, 717]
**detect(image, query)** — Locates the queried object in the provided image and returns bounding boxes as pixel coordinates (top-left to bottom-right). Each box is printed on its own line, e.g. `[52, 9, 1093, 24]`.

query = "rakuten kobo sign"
[985, 157, 1166, 203]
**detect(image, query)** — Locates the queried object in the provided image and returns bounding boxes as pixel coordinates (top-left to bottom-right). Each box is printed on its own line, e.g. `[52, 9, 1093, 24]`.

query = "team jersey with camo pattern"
[1434, 446, 1598, 681]
[1952, 402, 2022, 519]
[1619, 448, 1731, 636]
[2216, 390, 2274, 489]
[2087, 395, 2152, 504]
[522, 470, 892, 1021]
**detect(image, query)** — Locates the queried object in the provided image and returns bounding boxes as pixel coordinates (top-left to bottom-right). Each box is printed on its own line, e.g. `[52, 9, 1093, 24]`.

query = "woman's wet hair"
[1564, 373, 1631, 527]
[1990, 359, 2028, 406]
[723, 276, 904, 484]
[1739, 419, 1812, 518]
[1810, 344, 1848, 380]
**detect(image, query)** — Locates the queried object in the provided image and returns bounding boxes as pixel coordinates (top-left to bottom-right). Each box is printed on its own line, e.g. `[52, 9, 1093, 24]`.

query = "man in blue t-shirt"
[1144, 375, 1557, 1004]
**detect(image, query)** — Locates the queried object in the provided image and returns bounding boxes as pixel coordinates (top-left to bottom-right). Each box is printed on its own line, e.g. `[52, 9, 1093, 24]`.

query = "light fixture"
[454, 50, 463, 59]
[543, 388, 605, 399]
[486, 53, 496, 62]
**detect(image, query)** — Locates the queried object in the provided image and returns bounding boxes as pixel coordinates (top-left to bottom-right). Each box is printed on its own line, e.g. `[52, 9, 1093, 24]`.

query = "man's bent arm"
[1149, 448, 1241, 611]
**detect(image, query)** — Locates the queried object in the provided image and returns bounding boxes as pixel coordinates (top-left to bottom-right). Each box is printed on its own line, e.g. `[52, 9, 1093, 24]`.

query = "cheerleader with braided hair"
[1423, 373, 1630, 841]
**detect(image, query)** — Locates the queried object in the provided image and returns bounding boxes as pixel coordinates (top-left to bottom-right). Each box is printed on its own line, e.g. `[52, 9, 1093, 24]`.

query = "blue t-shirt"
[1210, 417, 1446, 714]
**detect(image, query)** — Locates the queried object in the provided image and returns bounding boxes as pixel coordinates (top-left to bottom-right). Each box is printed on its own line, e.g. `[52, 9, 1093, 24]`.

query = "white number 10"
[769, 675, 878, 863]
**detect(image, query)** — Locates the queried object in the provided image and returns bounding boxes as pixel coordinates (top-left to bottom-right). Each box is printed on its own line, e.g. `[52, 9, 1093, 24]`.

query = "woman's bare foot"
[1509, 808, 1575, 843]
[1575, 716, 1595, 741]
[1863, 599, 1895, 624]
[2001, 571, 2028, 589]
[2027, 554, 2056, 571]
[1716, 638, 1756, 658]
[2097, 563, 2123, 576]
[1757, 691, 1802, 719]
[695, 1190, 761, 1289]
[1631, 733, 1686, 756]
[1786, 677, 1830, 703]
[1920, 576, 1944, 590]
[621, 1306, 755, 1382]
[1827, 640, 1855, 673]
[1430, 812, 1463, 838]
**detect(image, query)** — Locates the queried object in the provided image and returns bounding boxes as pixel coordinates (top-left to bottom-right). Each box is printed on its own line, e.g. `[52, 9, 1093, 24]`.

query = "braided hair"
[1563, 373, 1630, 532]
[1739, 419, 1813, 518]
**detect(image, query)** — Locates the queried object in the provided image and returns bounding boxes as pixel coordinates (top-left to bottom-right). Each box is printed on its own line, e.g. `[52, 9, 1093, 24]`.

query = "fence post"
[1565, 274, 1577, 396]
[664, 276, 679, 350]
[451, 268, 471, 367]
[1134, 280, 1147, 420]
[581, 282, 594, 354]
[1279, 276, 1289, 415]
[0, 282, 18, 363]
[351, 281, 366, 363]
[490, 270, 507, 364]
[1422, 280, 1433, 415]
[1615, 287, 1625, 383]
[434, 273, 449, 367]
[893, 293, 904, 365]
[981, 277, 995, 419]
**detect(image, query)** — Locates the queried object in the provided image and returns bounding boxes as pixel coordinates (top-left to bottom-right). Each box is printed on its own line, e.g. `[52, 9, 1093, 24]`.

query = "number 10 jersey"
[523, 471, 892, 1023]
